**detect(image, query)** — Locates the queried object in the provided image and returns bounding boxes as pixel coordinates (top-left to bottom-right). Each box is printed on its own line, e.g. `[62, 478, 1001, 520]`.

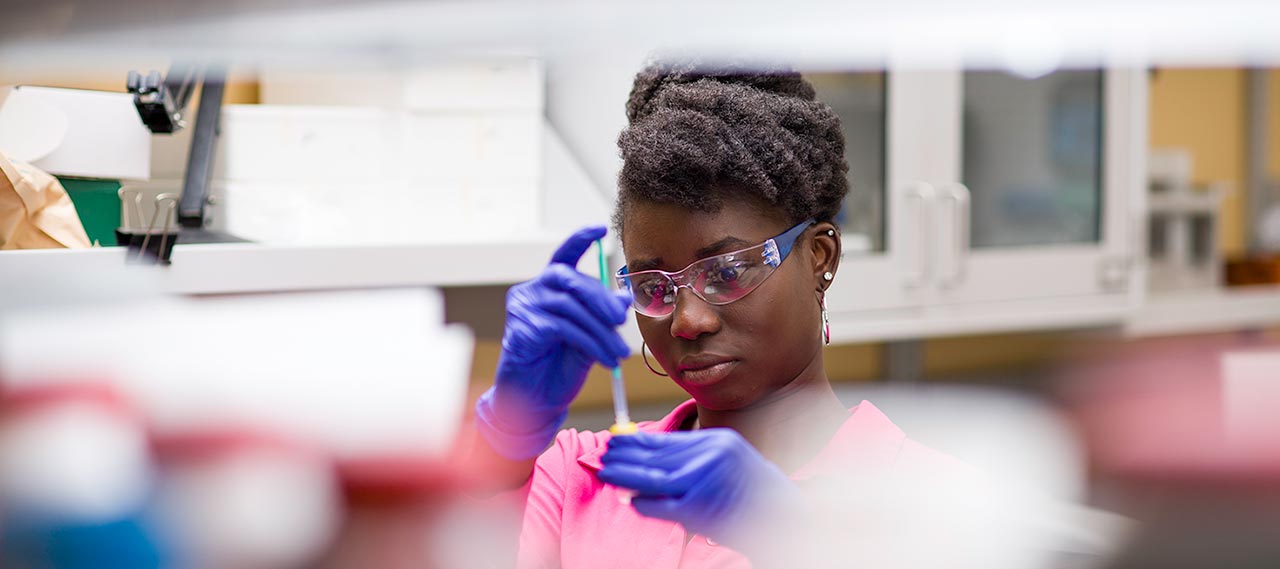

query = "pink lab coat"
[513, 399, 963, 569]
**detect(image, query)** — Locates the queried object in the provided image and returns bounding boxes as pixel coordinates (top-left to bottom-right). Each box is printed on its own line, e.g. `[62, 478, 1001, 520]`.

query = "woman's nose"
[668, 287, 721, 340]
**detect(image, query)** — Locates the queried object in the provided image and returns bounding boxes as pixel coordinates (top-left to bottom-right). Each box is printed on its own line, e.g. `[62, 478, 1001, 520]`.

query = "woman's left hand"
[598, 429, 802, 545]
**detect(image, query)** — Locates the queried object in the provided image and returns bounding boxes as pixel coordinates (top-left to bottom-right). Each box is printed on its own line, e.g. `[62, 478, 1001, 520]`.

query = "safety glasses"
[615, 219, 815, 318]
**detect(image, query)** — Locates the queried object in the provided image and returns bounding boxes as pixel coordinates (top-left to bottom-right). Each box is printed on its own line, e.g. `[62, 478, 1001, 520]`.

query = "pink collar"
[576, 399, 906, 477]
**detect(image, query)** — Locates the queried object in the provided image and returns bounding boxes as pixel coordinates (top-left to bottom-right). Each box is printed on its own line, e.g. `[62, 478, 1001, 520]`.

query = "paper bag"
[0, 150, 91, 249]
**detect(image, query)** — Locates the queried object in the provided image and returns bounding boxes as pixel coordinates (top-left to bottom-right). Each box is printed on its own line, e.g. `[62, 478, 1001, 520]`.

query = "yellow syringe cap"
[609, 421, 638, 435]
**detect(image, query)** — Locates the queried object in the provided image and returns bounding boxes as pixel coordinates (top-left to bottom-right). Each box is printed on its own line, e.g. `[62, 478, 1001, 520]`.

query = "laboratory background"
[1, 0, 1279, 568]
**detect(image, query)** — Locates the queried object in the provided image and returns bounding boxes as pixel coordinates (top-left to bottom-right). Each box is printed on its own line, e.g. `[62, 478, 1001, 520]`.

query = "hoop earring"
[819, 294, 831, 346]
[641, 342, 668, 377]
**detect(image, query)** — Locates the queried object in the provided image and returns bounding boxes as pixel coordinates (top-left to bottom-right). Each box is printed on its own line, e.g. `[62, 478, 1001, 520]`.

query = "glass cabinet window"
[963, 70, 1104, 249]
[807, 72, 887, 255]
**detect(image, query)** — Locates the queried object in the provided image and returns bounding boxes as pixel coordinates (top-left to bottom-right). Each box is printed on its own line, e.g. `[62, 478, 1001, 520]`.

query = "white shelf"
[0, 235, 601, 295]
[1124, 285, 1280, 337]
[9, 241, 1280, 338]
[829, 295, 1134, 343]
[825, 285, 1280, 343]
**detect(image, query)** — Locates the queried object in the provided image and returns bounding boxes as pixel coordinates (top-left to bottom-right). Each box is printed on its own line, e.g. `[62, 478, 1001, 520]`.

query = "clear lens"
[695, 252, 773, 302]
[625, 272, 678, 316]
[617, 242, 777, 317]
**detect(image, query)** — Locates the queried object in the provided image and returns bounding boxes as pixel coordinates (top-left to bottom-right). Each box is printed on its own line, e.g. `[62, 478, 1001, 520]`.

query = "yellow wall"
[1148, 68, 1248, 256]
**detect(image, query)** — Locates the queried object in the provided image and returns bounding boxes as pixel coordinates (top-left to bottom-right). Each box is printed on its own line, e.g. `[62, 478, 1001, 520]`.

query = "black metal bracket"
[127, 63, 198, 134]
[125, 63, 247, 260]
[177, 64, 224, 229]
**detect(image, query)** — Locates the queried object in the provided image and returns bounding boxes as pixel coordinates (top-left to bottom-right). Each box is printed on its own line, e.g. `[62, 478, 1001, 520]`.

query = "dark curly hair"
[613, 61, 849, 234]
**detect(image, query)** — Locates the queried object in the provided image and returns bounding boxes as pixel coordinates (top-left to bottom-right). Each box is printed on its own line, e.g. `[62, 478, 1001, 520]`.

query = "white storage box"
[0, 86, 151, 180]
[214, 106, 541, 245]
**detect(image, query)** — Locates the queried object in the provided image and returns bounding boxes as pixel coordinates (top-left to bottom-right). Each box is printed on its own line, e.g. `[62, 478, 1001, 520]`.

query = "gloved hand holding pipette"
[475, 225, 633, 460]
[598, 428, 803, 548]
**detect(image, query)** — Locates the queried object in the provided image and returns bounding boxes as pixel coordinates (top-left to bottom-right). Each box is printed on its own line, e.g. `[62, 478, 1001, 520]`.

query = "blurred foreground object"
[7, 0, 1280, 69]
[153, 431, 341, 569]
[0, 275, 475, 567]
[0, 151, 91, 249]
[0, 288, 473, 460]
[806, 384, 1133, 569]
[1059, 338, 1280, 569]
[0, 384, 165, 568]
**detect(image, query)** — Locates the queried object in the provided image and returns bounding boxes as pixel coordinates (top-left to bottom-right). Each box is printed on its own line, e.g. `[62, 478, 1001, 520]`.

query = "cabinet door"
[811, 70, 958, 312]
[937, 68, 1145, 304]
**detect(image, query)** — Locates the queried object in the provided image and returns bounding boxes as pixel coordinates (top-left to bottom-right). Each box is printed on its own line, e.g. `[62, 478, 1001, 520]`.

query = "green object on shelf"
[59, 178, 121, 247]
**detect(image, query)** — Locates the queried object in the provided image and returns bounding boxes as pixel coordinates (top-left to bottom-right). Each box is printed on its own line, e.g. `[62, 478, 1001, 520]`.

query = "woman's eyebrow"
[694, 236, 751, 259]
[628, 258, 662, 272]
[628, 236, 753, 272]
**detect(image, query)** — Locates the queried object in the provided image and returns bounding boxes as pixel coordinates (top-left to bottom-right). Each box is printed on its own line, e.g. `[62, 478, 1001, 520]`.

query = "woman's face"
[621, 198, 839, 411]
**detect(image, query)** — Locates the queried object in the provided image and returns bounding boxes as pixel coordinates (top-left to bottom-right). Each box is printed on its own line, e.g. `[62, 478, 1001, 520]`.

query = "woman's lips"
[676, 356, 738, 385]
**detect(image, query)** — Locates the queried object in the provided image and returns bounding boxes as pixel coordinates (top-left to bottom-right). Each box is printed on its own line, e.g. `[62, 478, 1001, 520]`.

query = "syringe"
[596, 238, 637, 435]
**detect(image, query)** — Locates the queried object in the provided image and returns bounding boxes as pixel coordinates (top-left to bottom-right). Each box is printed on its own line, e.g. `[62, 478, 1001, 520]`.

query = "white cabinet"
[813, 68, 1147, 338]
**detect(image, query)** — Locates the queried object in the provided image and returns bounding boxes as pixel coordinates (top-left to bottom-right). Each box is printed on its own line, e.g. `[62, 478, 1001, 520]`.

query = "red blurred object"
[1058, 337, 1280, 569]
[1061, 336, 1280, 483]
[151, 428, 324, 462]
[336, 456, 460, 503]
[0, 381, 141, 423]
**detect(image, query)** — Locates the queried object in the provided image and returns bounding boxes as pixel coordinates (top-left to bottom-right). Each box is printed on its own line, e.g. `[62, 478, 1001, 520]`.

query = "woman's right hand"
[475, 226, 633, 460]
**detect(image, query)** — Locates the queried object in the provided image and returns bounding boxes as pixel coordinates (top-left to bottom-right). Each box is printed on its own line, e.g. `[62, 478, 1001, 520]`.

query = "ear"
[809, 221, 841, 292]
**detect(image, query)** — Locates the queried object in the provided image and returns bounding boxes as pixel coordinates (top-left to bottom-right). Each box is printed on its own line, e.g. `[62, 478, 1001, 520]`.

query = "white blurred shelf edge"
[828, 296, 1135, 344]
[8, 241, 1280, 336]
[11, 0, 1280, 68]
[825, 284, 1280, 343]
[1123, 284, 1280, 338]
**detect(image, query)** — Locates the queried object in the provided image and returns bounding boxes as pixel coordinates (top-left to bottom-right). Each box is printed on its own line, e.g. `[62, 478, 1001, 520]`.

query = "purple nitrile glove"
[476, 225, 633, 460]
[598, 429, 804, 546]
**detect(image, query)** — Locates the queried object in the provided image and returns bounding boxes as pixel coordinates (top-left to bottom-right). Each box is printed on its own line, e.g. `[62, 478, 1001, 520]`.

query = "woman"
[471, 62, 958, 568]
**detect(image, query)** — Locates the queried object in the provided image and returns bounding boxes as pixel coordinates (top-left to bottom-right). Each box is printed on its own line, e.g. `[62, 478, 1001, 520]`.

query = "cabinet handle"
[940, 183, 970, 288]
[902, 182, 935, 289]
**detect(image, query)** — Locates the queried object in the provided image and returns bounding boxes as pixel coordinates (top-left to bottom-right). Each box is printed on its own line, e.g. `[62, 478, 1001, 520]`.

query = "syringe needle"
[596, 238, 637, 435]
[610, 367, 632, 425]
